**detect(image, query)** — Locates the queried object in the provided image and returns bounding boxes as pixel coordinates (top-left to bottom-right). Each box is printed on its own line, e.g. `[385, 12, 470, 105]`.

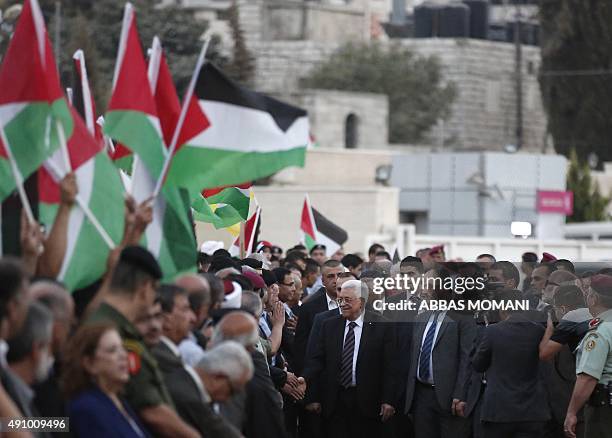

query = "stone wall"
[249, 37, 546, 152]
[275, 90, 389, 149]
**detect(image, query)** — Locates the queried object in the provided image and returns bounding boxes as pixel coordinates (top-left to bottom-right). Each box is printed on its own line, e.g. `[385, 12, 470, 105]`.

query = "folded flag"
[300, 195, 348, 257]
[165, 62, 309, 192]
[193, 183, 251, 229]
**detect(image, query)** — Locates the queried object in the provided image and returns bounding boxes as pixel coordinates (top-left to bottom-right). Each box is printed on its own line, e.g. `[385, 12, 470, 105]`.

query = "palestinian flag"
[229, 194, 261, 257]
[112, 28, 196, 280]
[193, 183, 251, 229]
[104, 3, 166, 176]
[300, 195, 348, 257]
[39, 105, 124, 291]
[165, 62, 309, 192]
[0, 0, 63, 201]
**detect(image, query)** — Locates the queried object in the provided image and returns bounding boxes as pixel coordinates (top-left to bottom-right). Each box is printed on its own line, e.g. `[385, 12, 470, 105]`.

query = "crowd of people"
[0, 182, 611, 438]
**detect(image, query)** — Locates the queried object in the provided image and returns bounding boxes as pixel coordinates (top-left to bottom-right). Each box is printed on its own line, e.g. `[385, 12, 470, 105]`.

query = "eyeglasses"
[281, 282, 295, 287]
[336, 297, 356, 305]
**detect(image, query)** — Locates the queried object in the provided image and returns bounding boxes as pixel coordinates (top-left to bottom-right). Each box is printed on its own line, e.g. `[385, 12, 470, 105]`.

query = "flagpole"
[151, 36, 211, 199]
[0, 127, 35, 224]
[51, 123, 116, 250]
[239, 221, 245, 258]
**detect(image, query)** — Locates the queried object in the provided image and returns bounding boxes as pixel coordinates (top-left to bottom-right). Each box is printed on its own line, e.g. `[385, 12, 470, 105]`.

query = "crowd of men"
[0, 183, 611, 438]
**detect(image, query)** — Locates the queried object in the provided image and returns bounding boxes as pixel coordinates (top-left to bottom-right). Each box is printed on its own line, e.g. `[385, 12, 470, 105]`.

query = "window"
[344, 113, 359, 149]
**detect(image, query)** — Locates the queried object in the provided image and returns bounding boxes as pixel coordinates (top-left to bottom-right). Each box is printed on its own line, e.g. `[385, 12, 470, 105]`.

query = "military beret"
[541, 252, 557, 263]
[429, 245, 444, 255]
[255, 241, 273, 253]
[242, 257, 263, 270]
[119, 246, 162, 280]
[590, 274, 612, 297]
[310, 244, 326, 254]
[242, 270, 266, 290]
[210, 256, 239, 273]
[261, 269, 277, 287]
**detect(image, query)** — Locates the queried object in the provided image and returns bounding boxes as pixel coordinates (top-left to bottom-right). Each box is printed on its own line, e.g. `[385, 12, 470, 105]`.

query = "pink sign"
[537, 191, 574, 215]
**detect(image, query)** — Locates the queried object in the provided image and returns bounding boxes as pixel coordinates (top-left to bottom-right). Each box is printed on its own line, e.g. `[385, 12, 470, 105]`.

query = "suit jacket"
[244, 350, 287, 438]
[293, 287, 332, 374]
[305, 311, 399, 419]
[303, 308, 339, 403]
[471, 313, 550, 423]
[464, 323, 486, 417]
[68, 387, 150, 438]
[152, 339, 241, 438]
[383, 293, 418, 407]
[404, 310, 476, 414]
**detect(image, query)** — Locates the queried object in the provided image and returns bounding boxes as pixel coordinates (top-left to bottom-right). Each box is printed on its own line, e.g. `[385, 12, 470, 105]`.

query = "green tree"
[566, 149, 610, 223]
[301, 42, 456, 144]
[1, 0, 225, 109]
[223, 0, 255, 87]
[539, 0, 612, 162]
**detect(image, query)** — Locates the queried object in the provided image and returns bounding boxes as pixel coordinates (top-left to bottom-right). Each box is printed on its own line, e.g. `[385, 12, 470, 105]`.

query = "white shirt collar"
[346, 312, 364, 328]
[326, 292, 338, 309]
[160, 336, 181, 358]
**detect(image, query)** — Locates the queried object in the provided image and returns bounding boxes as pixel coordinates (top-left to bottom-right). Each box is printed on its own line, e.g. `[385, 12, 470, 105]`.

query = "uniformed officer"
[87, 246, 199, 438]
[564, 274, 612, 438]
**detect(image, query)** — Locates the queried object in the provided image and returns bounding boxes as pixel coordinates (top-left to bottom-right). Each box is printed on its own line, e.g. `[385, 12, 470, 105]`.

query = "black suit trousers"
[412, 382, 470, 438]
[482, 421, 546, 438]
[325, 387, 380, 438]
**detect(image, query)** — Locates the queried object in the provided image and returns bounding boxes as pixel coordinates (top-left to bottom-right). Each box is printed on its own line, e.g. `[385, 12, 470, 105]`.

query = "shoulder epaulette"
[588, 317, 602, 331]
[123, 338, 144, 355]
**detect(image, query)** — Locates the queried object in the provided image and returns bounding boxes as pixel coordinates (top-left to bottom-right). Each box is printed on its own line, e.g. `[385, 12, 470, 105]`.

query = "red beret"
[429, 245, 444, 255]
[243, 270, 266, 290]
[590, 274, 612, 297]
[541, 252, 557, 263]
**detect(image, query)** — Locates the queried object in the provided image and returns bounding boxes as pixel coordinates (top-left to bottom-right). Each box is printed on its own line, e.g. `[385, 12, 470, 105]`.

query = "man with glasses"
[304, 280, 398, 438]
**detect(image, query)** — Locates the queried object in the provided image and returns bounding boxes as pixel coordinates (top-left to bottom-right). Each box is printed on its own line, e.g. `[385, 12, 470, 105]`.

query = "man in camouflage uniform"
[87, 246, 198, 438]
[564, 274, 612, 438]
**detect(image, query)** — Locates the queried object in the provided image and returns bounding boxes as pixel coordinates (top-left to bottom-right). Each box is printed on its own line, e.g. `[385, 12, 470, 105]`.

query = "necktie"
[340, 321, 357, 388]
[418, 312, 439, 382]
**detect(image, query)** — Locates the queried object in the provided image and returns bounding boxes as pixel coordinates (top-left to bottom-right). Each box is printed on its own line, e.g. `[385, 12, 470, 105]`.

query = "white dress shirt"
[416, 311, 446, 385]
[178, 332, 206, 368]
[343, 313, 364, 386]
[326, 292, 339, 311]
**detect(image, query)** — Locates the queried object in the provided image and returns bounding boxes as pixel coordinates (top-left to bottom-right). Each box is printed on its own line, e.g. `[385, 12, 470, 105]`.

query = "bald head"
[176, 274, 210, 294]
[175, 274, 211, 328]
[544, 270, 578, 303]
[211, 311, 258, 350]
[549, 270, 577, 285]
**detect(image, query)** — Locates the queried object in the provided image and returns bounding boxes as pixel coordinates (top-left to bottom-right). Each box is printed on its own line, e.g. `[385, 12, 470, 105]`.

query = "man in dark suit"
[471, 289, 550, 438]
[305, 279, 398, 438]
[213, 311, 288, 438]
[294, 259, 344, 375]
[403, 280, 476, 438]
[152, 285, 242, 438]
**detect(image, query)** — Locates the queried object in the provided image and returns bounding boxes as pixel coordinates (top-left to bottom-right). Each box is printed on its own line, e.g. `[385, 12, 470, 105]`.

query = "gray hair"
[341, 279, 369, 300]
[31, 280, 72, 321]
[197, 341, 254, 384]
[240, 291, 263, 318]
[7, 302, 53, 363]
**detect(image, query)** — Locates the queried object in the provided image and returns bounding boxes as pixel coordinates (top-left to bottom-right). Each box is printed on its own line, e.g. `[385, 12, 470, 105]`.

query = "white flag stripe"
[186, 101, 309, 152]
